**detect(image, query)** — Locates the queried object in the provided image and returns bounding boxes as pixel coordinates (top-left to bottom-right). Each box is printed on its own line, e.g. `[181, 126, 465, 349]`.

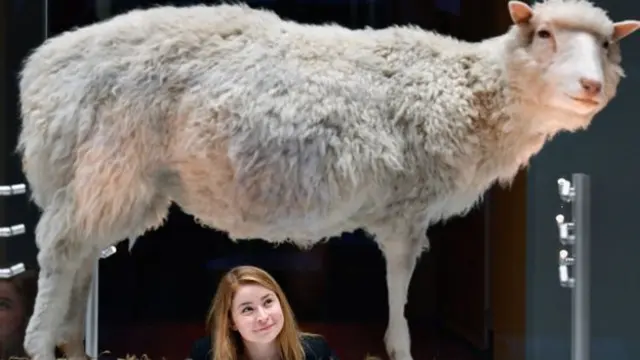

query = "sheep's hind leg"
[54, 186, 169, 360]
[56, 251, 100, 360]
[24, 204, 94, 360]
[25, 143, 171, 360]
[374, 225, 429, 360]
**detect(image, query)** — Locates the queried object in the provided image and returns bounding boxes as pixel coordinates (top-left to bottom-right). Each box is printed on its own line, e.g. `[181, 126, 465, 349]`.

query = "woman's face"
[0, 281, 24, 341]
[230, 284, 284, 344]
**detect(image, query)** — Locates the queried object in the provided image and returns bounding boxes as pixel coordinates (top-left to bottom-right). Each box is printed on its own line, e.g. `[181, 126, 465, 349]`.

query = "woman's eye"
[242, 307, 253, 314]
[0, 298, 12, 310]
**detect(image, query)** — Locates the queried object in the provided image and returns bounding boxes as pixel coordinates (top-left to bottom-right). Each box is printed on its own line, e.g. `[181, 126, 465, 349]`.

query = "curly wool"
[16, 3, 589, 246]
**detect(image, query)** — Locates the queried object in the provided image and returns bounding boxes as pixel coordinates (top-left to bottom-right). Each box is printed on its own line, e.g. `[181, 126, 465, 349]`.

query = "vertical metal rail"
[85, 261, 100, 359]
[85, 245, 117, 359]
[571, 174, 591, 360]
[556, 173, 591, 360]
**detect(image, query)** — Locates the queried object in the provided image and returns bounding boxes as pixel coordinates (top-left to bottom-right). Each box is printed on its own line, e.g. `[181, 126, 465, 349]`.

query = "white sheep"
[16, 0, 639, 359]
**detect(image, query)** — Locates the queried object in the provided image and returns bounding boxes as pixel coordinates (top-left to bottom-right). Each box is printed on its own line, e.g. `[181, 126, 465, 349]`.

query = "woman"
[0, 270, 37, 359]
[190, 265, 338, 360]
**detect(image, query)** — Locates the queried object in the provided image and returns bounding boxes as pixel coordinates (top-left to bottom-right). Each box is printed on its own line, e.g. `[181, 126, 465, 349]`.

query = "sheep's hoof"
[25, 353, 56, 360]
[24, 337, 56, 360]
[57, 343, 89, 360]
[387, 349, 413, 360]
[384, 327, 413, 360]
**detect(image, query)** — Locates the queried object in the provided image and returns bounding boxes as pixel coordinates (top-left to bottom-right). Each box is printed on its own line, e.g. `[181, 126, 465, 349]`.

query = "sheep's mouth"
[568, 95, 601, 107]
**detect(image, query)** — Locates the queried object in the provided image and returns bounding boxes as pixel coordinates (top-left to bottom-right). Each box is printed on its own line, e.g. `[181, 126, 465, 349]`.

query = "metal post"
[555, 174, 591, 360]
[85, 261, 99, 359]
[85, 246, 117, 358]
[571, 173, 590, 360]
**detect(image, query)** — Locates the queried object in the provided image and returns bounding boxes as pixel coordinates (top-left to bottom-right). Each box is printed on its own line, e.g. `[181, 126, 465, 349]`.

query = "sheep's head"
[504, 0, 639, 129]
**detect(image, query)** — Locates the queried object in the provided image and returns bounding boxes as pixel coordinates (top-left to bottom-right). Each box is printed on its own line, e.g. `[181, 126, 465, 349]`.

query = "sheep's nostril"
[579, 77, 603, 97]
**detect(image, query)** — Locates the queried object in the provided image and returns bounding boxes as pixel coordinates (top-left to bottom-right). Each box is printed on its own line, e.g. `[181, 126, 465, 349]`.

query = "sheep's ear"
[613, 20, 640, 41]
[508, 1, 534, 25]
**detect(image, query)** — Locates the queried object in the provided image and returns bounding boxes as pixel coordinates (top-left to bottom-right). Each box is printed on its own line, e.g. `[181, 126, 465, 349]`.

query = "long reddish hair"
[205, 265, 305, 360]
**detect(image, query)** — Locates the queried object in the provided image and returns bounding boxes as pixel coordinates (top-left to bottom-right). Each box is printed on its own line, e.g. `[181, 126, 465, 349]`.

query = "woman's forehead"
[0, 281, 18, 298]
[233, 284, 275, 305]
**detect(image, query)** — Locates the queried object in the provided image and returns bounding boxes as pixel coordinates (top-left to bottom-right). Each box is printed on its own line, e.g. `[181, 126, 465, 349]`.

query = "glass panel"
[8, 1, 640, 360]
[5, 1, 496, 360]
[1, 0, 45, 269]
[1, 1, 45, 359]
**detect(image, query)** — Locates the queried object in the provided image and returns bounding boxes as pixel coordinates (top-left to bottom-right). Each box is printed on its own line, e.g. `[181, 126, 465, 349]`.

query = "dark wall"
[0, 0, 44, 268]
[525, 0, 640, 359]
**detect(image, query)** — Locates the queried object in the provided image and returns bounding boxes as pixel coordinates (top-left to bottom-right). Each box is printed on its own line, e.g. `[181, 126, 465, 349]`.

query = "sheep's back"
[16, 3, 485, 234]
[169, 37, 486, 234]
[170, 35, 411, 233]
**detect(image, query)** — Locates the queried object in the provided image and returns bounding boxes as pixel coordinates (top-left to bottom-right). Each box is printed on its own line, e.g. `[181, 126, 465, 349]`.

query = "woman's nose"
[256, 307, 268, 321]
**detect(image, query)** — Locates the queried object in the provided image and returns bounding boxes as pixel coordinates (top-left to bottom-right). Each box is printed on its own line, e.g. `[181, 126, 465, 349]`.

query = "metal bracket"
[558, 249, 575, 288]
[100, 245, 117, 259]
[556, 177, 577, 288]
[0, 263, 26, 279]
[0, 224, 26, 237]
[0, 185, 28, 279]
[555, 214, 575, 246]
[557, 178, 575, 202]
[0, 184, 27, 196]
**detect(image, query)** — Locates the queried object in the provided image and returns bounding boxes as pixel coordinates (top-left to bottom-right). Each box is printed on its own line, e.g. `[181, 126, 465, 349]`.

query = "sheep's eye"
[602, 40, 610, 49]
[537, 29, 552, 38]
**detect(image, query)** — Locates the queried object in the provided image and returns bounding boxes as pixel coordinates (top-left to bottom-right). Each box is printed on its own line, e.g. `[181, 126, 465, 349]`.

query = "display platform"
[98, 322, 484, 360]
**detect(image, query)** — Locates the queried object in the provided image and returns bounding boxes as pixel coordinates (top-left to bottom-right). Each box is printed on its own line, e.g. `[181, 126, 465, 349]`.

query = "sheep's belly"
[172, 162, 375, 243]
[190, 194, 371, 244]
[427, 187, 486, 223]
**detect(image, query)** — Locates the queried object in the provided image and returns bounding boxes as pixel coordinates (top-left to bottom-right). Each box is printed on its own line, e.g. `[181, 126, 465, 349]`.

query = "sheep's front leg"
[57, 251, 99, 360]
[377, 228, 429, 360]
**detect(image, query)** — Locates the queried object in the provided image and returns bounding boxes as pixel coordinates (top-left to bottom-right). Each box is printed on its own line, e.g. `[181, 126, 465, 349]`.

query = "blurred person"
[0, 270, 37, 359]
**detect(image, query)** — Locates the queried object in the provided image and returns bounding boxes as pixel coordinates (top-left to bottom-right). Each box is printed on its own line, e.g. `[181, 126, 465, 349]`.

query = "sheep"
[15, 0, 639, 359]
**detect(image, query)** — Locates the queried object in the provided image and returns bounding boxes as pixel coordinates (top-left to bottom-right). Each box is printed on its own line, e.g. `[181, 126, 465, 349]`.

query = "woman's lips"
[256, 323, 275, 332]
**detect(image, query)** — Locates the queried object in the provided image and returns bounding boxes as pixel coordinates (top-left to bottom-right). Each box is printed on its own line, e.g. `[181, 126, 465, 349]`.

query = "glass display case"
[2, 0, 639, 360]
